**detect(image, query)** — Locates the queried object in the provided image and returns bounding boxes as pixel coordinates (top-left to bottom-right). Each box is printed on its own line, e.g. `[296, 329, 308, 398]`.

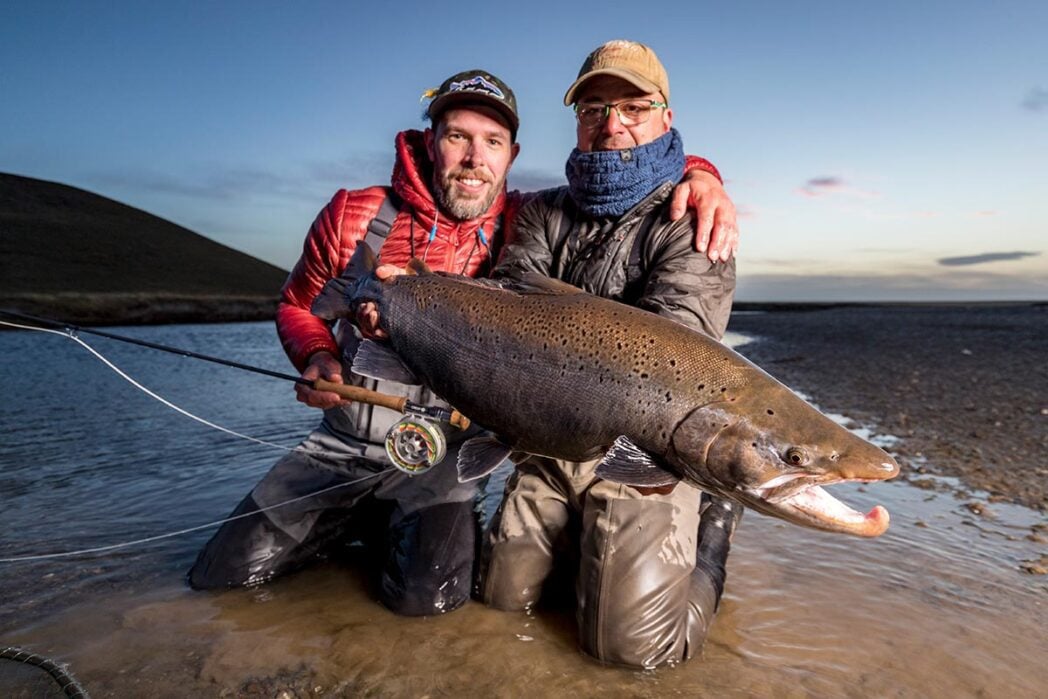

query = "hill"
[0, 173, 289, 324]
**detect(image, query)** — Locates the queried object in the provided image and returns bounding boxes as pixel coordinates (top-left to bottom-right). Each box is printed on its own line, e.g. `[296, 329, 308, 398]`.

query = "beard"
[434, 167, 502, 220]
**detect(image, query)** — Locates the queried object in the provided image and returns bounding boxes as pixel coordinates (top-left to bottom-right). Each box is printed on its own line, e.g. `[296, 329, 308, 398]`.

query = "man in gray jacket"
[480, 40, 742, 669]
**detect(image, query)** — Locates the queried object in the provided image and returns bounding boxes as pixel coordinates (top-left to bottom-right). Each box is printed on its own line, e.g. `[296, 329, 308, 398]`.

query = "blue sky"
[3, 1, 1045, 301]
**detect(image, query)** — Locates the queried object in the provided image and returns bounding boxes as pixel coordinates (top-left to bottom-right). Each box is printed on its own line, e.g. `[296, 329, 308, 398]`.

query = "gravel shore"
[728, 303, 1048, 512]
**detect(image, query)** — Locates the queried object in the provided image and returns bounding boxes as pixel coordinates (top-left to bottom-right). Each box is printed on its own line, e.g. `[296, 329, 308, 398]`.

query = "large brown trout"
[313, 244, 899, 537]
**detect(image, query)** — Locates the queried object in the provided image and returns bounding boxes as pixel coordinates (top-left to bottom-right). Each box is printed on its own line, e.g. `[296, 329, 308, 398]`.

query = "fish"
[312, 244, 900, 537]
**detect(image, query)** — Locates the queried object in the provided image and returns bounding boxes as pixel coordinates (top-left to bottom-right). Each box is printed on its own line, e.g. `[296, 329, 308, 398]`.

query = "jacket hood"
[392, 130, 507, 236]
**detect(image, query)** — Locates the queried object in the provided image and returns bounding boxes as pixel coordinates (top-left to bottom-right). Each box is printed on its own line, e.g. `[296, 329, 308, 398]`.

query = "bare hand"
[294, 351, 346, 409]
[356, 264, 407, 339]
[669, 170, 739, 263]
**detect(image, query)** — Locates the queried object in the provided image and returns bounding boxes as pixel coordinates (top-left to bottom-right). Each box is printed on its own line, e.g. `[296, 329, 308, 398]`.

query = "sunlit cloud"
[797, 176, 879, 199]
[937, 251, 1041, 267]
[1021, 87, 1048, 112]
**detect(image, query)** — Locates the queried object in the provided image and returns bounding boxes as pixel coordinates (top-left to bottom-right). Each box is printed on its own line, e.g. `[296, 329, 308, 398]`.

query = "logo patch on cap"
[448, 75, 506, 100]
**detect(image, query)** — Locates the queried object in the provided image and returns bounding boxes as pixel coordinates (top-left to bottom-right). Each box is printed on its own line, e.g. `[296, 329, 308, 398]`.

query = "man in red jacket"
[187, 69, 737, 617]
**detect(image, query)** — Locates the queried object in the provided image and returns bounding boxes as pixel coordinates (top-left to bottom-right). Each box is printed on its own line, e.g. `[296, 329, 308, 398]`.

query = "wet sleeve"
[636, 215, 736, 340]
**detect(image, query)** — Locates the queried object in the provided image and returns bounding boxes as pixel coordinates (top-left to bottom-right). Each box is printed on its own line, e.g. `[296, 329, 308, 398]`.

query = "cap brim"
[428, 92, 519, 135]
[563, 68, 662, 106]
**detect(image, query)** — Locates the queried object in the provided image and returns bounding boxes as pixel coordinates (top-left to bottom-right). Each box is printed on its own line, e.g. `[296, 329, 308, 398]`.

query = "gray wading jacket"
[492, 183, 736, 340]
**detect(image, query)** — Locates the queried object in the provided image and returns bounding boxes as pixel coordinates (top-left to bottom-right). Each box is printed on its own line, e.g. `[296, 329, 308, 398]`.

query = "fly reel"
[385, 415, 447, 475]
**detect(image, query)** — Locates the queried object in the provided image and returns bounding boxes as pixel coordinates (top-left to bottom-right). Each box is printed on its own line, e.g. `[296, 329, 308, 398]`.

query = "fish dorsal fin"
[505, 273, 585, 296]
[311, 242, 378, 320]
[351, 339, 420, 385]
[595, 436, 681, 488]
[406, 258, 434, 276]
[456, 436, 513, 482]
[351, 242, 378, 276]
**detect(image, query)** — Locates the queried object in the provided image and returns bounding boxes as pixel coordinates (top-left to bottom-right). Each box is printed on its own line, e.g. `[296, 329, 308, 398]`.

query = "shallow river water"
[1, 321, 1044, 697]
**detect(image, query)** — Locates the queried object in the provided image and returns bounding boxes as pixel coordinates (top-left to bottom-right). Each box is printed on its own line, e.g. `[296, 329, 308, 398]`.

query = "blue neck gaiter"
[565, 128, 685, 217]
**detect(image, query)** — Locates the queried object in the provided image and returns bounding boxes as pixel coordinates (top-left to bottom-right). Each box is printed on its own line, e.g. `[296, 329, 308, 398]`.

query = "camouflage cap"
[425, 69, 519, 138]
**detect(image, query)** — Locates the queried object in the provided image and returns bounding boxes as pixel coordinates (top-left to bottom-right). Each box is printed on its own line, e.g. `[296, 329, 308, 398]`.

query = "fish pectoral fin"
[350, 340, 420, 385]
[456, 436, 513, 483]
[311, 243, 378, 320]
[595, 436, 681, 488]
[505, 273, 585, 296]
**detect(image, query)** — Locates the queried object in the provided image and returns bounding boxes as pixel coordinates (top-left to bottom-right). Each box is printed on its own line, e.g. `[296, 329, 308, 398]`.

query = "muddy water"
[2, 322, 1046, 697]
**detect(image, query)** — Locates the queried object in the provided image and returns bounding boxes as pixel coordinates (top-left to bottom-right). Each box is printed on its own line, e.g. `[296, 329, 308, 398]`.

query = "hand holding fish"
[356, 263, 407, 339]
[669, 169, 739, 263]
[294, 351, 347, 409]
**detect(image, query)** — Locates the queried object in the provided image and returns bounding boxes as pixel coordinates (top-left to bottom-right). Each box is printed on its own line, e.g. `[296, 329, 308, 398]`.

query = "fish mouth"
[745, 473, 892, 537]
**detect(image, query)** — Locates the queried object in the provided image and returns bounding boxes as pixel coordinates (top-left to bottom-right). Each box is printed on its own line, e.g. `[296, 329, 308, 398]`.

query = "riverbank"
[1, 292, 280, 325]
[727, 302, 1048, 514]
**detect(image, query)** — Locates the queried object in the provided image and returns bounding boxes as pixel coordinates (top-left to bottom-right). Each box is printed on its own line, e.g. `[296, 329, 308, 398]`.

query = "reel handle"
[312, 379, 471, 430]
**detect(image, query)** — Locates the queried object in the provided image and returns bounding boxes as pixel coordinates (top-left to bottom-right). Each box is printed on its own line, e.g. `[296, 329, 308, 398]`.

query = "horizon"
[2, 2, 1045, 302]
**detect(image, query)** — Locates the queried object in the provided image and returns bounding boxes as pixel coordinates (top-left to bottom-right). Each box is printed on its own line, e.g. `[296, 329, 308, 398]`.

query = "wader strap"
[364, 187, 402, 255]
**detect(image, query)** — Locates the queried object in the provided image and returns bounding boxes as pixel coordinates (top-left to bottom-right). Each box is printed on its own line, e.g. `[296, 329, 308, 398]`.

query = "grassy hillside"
[0, 173, 290, 324]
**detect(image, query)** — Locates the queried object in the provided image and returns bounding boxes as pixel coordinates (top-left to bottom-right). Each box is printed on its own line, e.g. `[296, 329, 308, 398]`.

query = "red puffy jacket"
[276, 129, 522, 370]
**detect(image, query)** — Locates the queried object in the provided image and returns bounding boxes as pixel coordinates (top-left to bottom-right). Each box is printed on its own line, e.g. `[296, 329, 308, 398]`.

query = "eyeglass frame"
[573, 98, 669, 128]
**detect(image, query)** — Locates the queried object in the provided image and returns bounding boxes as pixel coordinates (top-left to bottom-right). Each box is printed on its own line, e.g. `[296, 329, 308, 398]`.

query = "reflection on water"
[1, 323, 1045, 697]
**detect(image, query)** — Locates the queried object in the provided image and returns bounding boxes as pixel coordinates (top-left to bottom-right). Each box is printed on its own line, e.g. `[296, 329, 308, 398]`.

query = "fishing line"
[0, 318, 394, 562]
[0, 471, 383, 563]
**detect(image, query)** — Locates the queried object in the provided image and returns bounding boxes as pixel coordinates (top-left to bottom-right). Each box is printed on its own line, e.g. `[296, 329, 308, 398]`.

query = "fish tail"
[311, 242, 380, 320]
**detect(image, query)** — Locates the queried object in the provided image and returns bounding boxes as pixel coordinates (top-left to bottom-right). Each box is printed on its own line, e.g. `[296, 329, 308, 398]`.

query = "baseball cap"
[563, 40, 670, 106]
[425, 69, 519, 139]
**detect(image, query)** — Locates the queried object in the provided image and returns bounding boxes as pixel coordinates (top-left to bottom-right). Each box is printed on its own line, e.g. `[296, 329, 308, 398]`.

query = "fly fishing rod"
[1, 309, 470, 472]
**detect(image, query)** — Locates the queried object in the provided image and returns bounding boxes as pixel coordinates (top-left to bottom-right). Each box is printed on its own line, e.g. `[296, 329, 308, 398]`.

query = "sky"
[2, 1, 1045, 302]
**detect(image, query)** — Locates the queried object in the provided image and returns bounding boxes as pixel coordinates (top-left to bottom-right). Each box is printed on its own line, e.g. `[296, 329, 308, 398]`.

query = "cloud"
[305, 154, 395, 189]
[86, 153, 395, 205]
[937, 251, 1041, 267]
[507, 168, 565, 192]
[797, 176, 879, 199]
[1021, 87, 1048, 112]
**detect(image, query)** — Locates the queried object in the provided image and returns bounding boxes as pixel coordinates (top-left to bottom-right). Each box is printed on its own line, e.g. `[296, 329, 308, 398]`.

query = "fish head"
[669, 387, 900, 537]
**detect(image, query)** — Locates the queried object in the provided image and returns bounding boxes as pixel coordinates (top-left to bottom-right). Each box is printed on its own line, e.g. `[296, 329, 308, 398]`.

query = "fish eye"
[784, 447, 809, 466]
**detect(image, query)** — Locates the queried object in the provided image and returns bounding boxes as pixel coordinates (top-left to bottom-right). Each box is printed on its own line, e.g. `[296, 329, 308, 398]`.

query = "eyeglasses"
[574, 99, 668, 128]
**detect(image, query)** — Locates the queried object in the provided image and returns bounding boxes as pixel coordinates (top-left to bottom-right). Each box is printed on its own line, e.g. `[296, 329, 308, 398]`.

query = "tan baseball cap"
[563, 40, 670, 106]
